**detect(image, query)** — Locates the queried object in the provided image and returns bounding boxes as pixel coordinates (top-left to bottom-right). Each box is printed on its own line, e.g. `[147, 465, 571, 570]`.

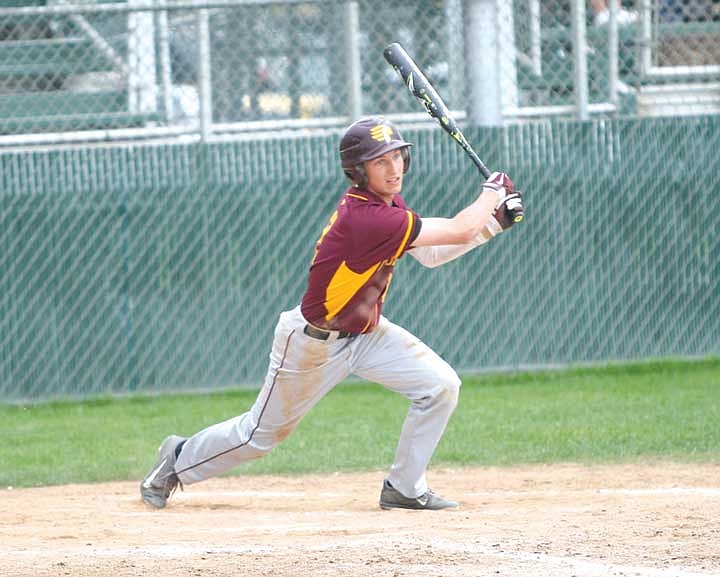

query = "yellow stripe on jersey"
[381, 272, 393, 302]
[360, 303, 377, 333]
[346, 193, 369, 201]
[325, 260, 383, 320]
[385, 210, 415, 266]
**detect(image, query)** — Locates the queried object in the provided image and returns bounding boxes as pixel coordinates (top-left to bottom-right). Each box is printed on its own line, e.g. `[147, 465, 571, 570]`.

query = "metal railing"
[0, 0, 718, 147]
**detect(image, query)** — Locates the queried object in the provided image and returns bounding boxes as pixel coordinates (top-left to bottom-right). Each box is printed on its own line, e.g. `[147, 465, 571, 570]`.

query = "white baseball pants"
[175, 305, 461, 498]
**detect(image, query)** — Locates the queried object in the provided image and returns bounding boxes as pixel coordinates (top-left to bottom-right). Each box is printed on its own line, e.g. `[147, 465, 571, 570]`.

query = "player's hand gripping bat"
[383, 42, 524, 223]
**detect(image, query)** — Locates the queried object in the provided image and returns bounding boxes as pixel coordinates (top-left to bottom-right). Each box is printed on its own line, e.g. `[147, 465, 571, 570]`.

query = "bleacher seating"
[0, 0, 159, 135]
[517, 18, 720, 113]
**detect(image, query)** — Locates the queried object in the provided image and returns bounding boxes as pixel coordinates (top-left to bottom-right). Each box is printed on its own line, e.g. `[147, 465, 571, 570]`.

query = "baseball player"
[141, 116, 524, 510]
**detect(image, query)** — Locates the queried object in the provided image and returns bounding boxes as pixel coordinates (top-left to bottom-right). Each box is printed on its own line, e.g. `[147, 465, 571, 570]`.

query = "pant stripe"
[175, 329, 296, 477]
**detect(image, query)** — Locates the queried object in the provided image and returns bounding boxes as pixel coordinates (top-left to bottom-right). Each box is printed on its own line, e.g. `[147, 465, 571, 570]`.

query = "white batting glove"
[482, 171, 515, 208]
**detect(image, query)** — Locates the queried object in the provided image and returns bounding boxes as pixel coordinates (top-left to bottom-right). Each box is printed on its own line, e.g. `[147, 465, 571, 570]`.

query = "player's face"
[364, 149, 405, 202]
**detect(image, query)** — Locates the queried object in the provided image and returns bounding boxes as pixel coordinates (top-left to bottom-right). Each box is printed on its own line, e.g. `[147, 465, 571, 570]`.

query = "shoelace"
[417, 489, 436, 506]
[161, 473, 184, 499]
[169, 477, 184, 498]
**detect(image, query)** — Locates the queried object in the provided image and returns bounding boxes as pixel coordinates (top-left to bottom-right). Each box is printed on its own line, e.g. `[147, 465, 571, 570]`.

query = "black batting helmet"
[339, 116, 412, 187]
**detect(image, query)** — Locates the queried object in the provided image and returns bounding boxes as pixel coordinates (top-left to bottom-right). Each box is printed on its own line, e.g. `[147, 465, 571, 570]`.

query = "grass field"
[1, 357, 718, 488]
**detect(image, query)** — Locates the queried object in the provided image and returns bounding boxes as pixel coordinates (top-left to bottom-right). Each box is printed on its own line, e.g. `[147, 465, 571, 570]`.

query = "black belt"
[303, 324, 352, 340]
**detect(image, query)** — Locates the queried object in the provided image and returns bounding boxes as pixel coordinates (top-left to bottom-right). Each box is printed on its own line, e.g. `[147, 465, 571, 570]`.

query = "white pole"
[197, 8, 212, 140]
[497, 0, 519, 114]
[127, 0, 158, 115]
[640, 0, 653, 75]
[530, 0, 542, 76]
[158, 9, 174, 122]
[608, 0, 619, 106]
[466, 0, 501, 125]
[343, 1, 362, 121]
[445, 0, 465, 109]
[571, 0, 589, 120]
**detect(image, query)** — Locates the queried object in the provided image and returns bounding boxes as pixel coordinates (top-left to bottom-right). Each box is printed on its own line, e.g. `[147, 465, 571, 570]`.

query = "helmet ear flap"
[344, 151, 408, 188]
[401, 147, 411, 173]
[345, 165, 367, 188]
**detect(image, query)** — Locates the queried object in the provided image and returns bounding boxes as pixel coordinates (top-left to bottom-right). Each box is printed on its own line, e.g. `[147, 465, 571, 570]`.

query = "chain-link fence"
[1, 117, 719, 401]
[0, 0, 718, 142]
[1, 1, 719, 401]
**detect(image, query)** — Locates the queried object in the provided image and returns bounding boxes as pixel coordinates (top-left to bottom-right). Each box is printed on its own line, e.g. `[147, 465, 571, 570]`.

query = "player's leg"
[141, 306, 351, 506]
[175, 306, 352, 484]
[350, 316, 461, 505]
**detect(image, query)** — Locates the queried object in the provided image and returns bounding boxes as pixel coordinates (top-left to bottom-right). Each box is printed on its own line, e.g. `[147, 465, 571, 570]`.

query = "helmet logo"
[370, 124, 394, 143]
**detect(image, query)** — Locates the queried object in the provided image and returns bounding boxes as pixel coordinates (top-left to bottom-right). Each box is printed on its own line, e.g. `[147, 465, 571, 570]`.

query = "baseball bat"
[383, 42, 523, 223]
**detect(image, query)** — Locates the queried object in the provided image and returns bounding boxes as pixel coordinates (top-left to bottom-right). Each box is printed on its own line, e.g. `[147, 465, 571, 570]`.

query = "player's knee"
[446, 372, 462, 408]
[250, 420, 298, 454]
[434, 368, 461, 410]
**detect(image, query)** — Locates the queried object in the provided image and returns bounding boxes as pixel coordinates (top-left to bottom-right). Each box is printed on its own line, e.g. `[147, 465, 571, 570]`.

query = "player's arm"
[411, 194, 496, 247]
[411, 172, 521, 248]
[409, 174, 523, 268]
[408, 212, 507, 268]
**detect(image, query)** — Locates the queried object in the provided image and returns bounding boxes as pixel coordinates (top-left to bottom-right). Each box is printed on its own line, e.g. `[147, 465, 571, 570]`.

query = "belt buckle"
[304, 324, 330, 341]
[303, 323, 353, 341]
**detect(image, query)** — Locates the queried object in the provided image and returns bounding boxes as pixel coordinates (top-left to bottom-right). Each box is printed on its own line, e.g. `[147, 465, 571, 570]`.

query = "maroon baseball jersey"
[301, 188, 421, 334]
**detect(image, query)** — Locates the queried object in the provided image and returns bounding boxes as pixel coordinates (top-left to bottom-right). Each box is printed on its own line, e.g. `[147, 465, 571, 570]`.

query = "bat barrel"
[384, 42, 524, 224]
[383, 42, 403, 62]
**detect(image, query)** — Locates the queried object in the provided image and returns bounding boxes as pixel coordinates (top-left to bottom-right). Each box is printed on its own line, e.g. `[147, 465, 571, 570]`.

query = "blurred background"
[1, 0, 719, 136]
[0, 0, 718, 401]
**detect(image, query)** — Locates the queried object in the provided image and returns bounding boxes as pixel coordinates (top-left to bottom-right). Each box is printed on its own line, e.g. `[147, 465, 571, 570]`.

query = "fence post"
[445, 0, 464, 110]
[465, 0, 517, 126]
[197, 8, 213, 140]
[158, 8, 174, 122]
[571, 0, 589, 120]
[344, 1, 362, 121]
[128, 0, 158, 115]
[608, 0, 619, 106]
[466, 0, 501, 125]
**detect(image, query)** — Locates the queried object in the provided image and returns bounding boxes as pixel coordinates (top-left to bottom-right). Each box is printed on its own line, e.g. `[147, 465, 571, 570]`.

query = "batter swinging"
[141, 116, 524, 510]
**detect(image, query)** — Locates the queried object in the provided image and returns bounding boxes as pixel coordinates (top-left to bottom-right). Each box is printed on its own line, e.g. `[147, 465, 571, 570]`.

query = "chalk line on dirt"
[466, 487, 720, 498]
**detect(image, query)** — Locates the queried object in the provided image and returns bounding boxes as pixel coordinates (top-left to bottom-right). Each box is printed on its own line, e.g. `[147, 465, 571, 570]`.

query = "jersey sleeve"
[350, 205, 420, 269]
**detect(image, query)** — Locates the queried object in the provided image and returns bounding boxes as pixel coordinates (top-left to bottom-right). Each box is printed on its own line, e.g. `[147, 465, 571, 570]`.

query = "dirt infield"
[2, 463, 719, 577]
